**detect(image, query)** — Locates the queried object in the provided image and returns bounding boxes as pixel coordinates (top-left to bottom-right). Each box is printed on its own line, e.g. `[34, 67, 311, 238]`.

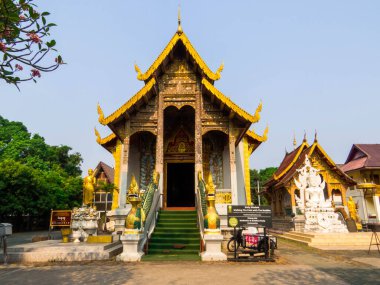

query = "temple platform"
[0, 239, 122, 263]
[275, 231, 374, 250]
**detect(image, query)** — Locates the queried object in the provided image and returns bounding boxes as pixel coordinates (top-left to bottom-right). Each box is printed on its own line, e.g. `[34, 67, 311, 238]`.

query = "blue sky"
[1, 1, 380, 174]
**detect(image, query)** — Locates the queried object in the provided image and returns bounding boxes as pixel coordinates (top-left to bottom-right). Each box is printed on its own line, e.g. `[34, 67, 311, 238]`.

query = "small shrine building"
[94, 19, 267, 225]
[341, 144, 380, 222]
[264, 135, 356, 221]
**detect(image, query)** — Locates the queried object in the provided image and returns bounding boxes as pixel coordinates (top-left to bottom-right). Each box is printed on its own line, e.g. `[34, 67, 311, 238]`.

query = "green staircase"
[143, 210, 201, 261]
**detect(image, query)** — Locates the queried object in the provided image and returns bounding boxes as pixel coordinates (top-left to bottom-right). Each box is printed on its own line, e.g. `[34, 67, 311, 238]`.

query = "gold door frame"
[164, 160, 195, 208]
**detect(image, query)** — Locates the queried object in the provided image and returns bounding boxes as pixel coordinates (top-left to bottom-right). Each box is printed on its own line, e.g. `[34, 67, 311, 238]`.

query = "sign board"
[50, 210, 72, 227]
[227, 205, 272, 228]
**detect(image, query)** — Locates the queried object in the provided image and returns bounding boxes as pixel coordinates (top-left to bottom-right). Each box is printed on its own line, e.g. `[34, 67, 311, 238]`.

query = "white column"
[117, 234, 144, 262]
[229, 127, 238, 205]
[373, 195, 380, 222]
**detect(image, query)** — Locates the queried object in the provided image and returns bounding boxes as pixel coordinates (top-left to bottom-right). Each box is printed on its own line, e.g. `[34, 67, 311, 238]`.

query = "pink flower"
[15, 64, 23, 71]
[31, 69, 41, 78]
[19, 15, 26, 20]
[27, 33, 41, 43]
[0, 42, 6, 52]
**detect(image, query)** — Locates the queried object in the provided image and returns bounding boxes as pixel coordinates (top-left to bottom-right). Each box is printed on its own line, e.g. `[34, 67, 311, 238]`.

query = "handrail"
[196, 176, 206, 247]
[138, 180, 161, 252]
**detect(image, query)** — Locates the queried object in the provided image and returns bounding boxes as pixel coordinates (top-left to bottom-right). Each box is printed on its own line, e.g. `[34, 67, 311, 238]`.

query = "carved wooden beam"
[143, 94, 149, 104]
[210, 94, 215, 104]
[219, 101, 225, 111]
[229, 110, 235, 120]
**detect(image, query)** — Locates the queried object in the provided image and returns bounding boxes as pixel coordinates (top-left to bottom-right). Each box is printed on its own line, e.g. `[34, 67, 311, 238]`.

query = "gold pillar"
[119, 121, 131, 207]
[195, 91, 203, 182]
[243, 137, 252, 205]
[155, 91, 164, 206]
[111, 140, 122, 210]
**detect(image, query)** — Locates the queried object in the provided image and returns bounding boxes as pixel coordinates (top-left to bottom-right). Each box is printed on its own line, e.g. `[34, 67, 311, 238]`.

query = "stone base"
[0, 240, 122, 263]
[117, 234, 144, 262]
[107, 207, 131, 234]
[201, 234, 227, 261]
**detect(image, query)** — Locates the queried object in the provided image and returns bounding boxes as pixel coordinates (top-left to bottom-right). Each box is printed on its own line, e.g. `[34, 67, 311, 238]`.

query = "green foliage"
[250, 167, 278, 206]
[0, 0, 64, 88]
[0, 115, 82, 222]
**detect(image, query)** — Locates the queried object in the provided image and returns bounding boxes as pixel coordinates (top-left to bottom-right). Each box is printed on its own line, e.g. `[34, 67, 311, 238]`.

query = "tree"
[0, 116, 82, 230]
[0, 0, 63, 88]
[250, 167, 278, 206]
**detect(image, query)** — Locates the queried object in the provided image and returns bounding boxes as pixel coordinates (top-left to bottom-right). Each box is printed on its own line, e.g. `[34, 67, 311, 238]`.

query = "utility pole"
[257, 180, 261, 206]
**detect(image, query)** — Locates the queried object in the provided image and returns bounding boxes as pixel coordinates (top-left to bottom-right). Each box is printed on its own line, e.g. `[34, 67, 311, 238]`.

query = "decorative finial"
[262, 124, 269, 141]
[215, 62, 224, 79]
[303, 131, 307, 142]
[94, 127, 101, 143]
[97, 103, 105, 124]
[293, 132, 297, 149]
[253, 100, 263, 122]
[177, 5, 183, 34]
[314, 129, 318, 142]
[285, 146, 288, 155]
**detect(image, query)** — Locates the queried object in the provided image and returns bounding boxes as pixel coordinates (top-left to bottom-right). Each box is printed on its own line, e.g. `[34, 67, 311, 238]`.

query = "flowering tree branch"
[0, 0, 64, 89]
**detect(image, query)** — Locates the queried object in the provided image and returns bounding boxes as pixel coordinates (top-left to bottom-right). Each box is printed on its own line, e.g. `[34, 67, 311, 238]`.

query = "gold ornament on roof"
[97, 103, 105, 124]
[177, 5, 183, 34]
[97, 78, 156, 125]
[94, 127, 101, 144]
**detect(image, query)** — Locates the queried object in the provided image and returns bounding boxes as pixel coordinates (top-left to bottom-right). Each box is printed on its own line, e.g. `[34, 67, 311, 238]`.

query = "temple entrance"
[166, 163, 195, 207]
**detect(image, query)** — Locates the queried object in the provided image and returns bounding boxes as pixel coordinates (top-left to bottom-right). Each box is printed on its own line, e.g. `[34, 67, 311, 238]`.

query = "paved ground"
[0, 236, 379, 284]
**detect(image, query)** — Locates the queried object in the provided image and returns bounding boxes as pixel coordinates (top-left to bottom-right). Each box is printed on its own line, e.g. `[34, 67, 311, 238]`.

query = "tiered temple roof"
[95, 21, 267, 154]
[265, 137, 355, 190]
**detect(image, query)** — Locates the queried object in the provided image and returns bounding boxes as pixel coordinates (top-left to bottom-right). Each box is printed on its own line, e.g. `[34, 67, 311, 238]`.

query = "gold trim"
[98, 78, 156, 125]
[111, 141, 122, 210]
[246, 126, 268, 144]
[202, 78, 261, 123]
[273, 141, 309, 180]
[135, 32, 223, 82]
[94, 127, 117, 145]
[308, 141, 336, 168]
[243, 137, 252, 205]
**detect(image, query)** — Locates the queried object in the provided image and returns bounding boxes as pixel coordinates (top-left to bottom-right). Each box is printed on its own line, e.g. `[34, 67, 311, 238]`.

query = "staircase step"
[142, 254, 201, 261]
[151, 232, 200, 239]
[155, 226, 199, 233]
[156, 223, 197, 229]
[150, 237, 200, 243]
[148, 242, 199, 250]
[148, 248, 199, 255]
[158, 218, 196, 223]
[146, 209, 200, 258]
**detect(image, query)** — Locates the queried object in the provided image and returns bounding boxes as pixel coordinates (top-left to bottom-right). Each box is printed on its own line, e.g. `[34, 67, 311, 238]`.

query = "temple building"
[264, 135, 355, 229]
[94, 18, 267, 227]
[341, 144, 380, 222]
[93, 161, 114, 211]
